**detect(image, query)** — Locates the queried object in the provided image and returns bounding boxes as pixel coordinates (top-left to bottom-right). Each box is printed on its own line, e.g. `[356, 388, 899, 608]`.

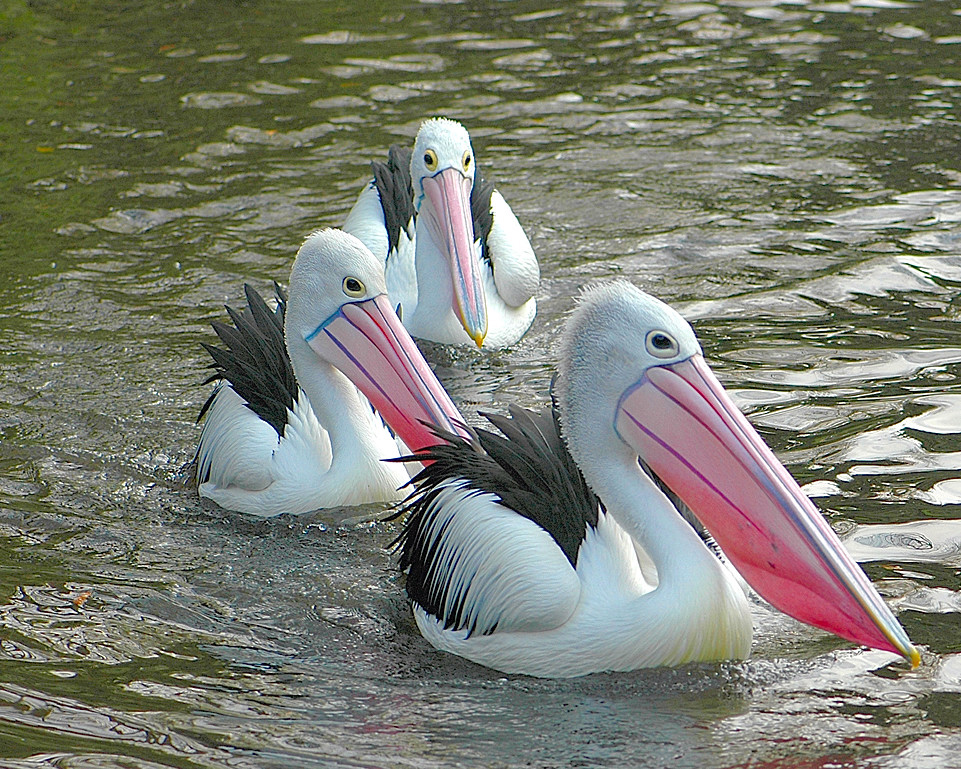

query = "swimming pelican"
[393, 281, 919, 677]
[343, 117, 539, 349]
[194, 228, 467, 516]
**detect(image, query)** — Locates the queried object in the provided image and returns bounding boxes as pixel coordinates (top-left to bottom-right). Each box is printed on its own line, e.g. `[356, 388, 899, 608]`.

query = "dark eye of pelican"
[424, 149, 438, 172]
[645, 329, 678, 358]
[343, 276, 366, 298]
[462, 150, 472, 171]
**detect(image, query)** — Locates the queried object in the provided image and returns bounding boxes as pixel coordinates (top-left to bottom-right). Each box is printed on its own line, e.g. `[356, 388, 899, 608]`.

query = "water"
[2, 0, 961, 765]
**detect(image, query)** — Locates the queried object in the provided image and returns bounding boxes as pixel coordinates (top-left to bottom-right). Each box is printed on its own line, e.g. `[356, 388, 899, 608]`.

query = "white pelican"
[393, 281, 919, 677]
[194, 228, 467, 516]
[343, 118, 539, 349]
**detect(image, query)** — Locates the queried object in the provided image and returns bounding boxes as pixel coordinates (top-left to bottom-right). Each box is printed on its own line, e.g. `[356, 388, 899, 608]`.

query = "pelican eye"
[645, 330, 678, 358]
[462, 150, 472, 171]
[342, 276, 366, 298]
[424, 149, 438, 172]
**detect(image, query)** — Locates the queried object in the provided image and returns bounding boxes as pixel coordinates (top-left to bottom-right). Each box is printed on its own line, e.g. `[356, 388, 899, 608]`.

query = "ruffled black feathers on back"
[391, 399, 601, 634]
[371, 145, 416, 257]
[198, 283, 297, 437]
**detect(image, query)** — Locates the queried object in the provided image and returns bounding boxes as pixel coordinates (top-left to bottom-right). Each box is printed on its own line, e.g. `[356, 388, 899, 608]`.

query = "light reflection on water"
[2, 0, 961, 766]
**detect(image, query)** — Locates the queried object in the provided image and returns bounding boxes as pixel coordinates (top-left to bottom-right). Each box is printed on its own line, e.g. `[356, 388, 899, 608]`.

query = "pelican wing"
[343, 182, 391, 264]
[400, 480, 582, 637]
[193, 283, 305, 492]
[484, 190, 539, 308]
[344, 146, 418, 314]
[469, 162, 495, 263]
[393, 404, 599, 636]
[342, 143, 412, 265]
[194, 382, 281, 491]
[198, 284, 295, 436]
[372, 145, 416, 256]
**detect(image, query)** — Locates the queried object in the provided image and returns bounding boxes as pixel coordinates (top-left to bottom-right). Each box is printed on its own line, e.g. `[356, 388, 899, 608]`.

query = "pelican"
[193, 228, 468, 516]
[393, 281, 919, 677]
[343, 117, 539, 349]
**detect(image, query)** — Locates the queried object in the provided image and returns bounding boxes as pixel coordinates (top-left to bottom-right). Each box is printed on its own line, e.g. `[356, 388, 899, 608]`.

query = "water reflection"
[2, 0, 961, 765]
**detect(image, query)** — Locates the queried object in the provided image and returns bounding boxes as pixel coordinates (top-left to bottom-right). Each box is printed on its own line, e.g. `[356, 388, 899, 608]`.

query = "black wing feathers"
[198, 283, 297, 436]
[372, 145, 415, 255]
[469, 161, 495, 263]
[393, 401, 599, 634]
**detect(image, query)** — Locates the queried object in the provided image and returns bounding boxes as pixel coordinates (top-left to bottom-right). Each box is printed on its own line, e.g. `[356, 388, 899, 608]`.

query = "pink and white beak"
[615, 353, 919, 665]
[306, 293, 469, 453]
[421, 167, 488, 348]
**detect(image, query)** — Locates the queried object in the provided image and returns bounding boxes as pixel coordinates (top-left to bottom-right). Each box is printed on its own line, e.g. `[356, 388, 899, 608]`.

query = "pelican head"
[410, 118, 488, 347]
[286, 228, 465, 451]
[557, 280, 919, 665]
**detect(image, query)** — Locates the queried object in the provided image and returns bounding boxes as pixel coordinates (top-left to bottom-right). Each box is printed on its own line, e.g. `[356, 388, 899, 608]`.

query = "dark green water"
[2, 0, 961, 766]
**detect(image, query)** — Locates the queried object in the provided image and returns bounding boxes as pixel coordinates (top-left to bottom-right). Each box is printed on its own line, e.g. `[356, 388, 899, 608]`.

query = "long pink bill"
[615, 354, 919, 665]
[421, 167, 488, 347]
[306, 293, 469, 453]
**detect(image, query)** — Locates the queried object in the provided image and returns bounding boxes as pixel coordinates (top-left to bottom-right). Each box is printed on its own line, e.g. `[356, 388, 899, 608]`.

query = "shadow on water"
[2, 0, 961, 766]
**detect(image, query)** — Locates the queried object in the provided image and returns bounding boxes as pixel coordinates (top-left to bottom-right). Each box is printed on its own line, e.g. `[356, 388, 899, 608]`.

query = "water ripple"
[3, 0, 961, 765]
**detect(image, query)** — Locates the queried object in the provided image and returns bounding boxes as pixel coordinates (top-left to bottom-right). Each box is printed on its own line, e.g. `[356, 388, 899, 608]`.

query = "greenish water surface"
[2, 0, 961, 766]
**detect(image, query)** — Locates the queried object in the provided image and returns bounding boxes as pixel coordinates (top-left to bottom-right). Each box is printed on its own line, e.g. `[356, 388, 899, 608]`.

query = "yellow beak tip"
[908, 646, 921, 669]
